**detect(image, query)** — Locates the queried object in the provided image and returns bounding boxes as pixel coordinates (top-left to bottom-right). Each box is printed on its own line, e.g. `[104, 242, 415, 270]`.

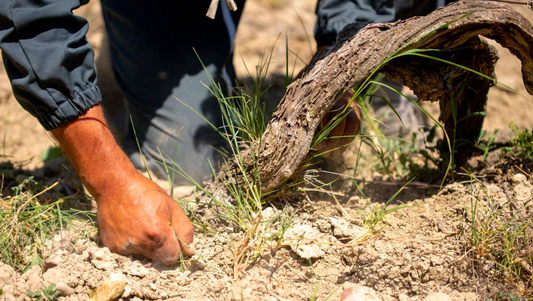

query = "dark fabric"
[394, 0, 456, 20]
[313, 0, 458, 47]
[314, 0, 395, 47]
[99, 0, 245, 184]
[0, 0, 101, 130]
[394, 0, 438, 20]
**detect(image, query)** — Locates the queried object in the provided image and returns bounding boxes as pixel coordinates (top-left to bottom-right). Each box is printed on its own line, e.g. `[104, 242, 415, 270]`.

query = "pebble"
[122, 285, 132, 298]
[423, 292, 452, 301]
[330, 217, 364, 238]
[89, 248, 117, 270]
[283, 224, 326, 259]
[340, 286, 382, 301]
[512, 173, 527, 184]
[44, 254, 63, 270]
[125, 263, 149, 278]
[55, 282, 75, 296]
[261, 207, 278, 221]
[398, 294, 410, 301]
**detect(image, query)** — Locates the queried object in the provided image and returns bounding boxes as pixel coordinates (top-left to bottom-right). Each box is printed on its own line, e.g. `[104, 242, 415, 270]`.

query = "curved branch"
[205, 0, 533, 196]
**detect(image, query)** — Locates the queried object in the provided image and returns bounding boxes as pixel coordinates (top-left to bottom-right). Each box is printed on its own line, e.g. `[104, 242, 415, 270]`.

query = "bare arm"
[51, 105, 194, 264]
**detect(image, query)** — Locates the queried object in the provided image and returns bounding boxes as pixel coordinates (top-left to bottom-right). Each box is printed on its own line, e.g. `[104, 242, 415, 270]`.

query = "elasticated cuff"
[38, 85, 102, 131]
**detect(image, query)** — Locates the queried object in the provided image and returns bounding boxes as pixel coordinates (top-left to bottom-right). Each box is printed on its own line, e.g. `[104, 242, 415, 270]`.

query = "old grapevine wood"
[204, 0, 533, 196]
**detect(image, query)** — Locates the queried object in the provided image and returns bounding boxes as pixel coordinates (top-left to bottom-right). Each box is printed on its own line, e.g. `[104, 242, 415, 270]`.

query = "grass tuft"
[0, 176, 94, 272]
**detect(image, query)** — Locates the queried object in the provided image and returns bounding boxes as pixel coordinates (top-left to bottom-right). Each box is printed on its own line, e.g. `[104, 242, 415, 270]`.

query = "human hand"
[51, 105, 194, 265]
[96, 171, 194, 264]
[308, 46, 361, 158]
[320, 90, 361, 158]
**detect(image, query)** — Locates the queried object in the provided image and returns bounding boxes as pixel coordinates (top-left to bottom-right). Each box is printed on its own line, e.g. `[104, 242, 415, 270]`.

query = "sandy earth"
[1, 1, 533, 301]
[2, 173, 532, 300]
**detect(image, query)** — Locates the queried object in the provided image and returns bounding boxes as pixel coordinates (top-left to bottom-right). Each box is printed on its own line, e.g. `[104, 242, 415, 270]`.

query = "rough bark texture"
[204, 0, 533, 197]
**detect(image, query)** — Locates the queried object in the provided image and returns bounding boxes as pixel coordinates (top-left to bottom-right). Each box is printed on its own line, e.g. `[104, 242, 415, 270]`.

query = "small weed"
[363, 178, 421, 233]
[0, 176, 94, 272]
[487, 292, 527, 301]
[163, 44, 296, 277]
[27, 283, 60, 301]
[506, 123, 533, 161]
[476, 129, 499, 162]
[461, 172, 532, 293]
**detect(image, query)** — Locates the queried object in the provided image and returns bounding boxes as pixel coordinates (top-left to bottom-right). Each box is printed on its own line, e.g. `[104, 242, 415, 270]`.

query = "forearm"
[52, 105, 195, 263]
[50, 104, 137, 199]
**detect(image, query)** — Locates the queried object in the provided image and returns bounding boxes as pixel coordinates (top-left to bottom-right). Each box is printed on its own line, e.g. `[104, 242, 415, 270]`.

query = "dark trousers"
[99, 0, 245, 184]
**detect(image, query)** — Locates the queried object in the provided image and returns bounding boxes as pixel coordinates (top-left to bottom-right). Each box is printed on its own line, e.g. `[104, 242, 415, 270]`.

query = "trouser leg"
[99, 0, 245, 184]
[97, 34, 127, 143]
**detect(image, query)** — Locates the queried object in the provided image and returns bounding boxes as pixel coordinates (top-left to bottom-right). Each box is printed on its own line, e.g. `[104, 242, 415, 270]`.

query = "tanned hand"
[321, 89, 361, 158]
[314, 46, 361, 158]
[51, 105, 194, 264]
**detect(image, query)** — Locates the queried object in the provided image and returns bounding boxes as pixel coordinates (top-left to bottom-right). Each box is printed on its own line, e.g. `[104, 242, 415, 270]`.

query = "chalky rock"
[55, 281, 75, 296]
[513, 179, 532, 203]
[44, 250, 67, 271]
[124, 262, 149, 278]
[423, 292, 453, 301]
[89, 247, 117, 270]
[511, 173, 527, 184]
[340, 286, 382, 301]
[261, 207, 278, 221]
[283, 224, 326, 259]
[329, 217, 364, 238]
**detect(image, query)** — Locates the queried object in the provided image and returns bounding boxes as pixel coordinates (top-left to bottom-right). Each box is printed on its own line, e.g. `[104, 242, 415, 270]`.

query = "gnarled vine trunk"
[204, 0, 533, 197]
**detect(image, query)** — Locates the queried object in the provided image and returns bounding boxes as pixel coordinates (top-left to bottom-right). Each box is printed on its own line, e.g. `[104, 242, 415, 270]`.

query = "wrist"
[51, 105, 139, 199]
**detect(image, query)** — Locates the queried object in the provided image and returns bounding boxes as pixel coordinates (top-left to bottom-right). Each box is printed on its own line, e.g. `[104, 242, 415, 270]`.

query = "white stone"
[55, 282, 75, 296]
[398, 294, 410, 301]
[512, 173, 527, 184]
[261, 207, 278, 221]
[89, 248, 117, 270]
[122, 285, 132, 298]
[125, 263, 149, 278]
[283, 224, 326, 259]
[513, 181, 532, 203]
[329, 217, 364, 238]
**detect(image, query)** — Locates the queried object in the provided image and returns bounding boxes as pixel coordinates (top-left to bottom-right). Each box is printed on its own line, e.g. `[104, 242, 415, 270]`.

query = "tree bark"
[204, 0, 533, 197]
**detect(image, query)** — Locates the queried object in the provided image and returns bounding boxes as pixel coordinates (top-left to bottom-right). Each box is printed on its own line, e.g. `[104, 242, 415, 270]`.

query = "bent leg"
[100, 0, 245, 184]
